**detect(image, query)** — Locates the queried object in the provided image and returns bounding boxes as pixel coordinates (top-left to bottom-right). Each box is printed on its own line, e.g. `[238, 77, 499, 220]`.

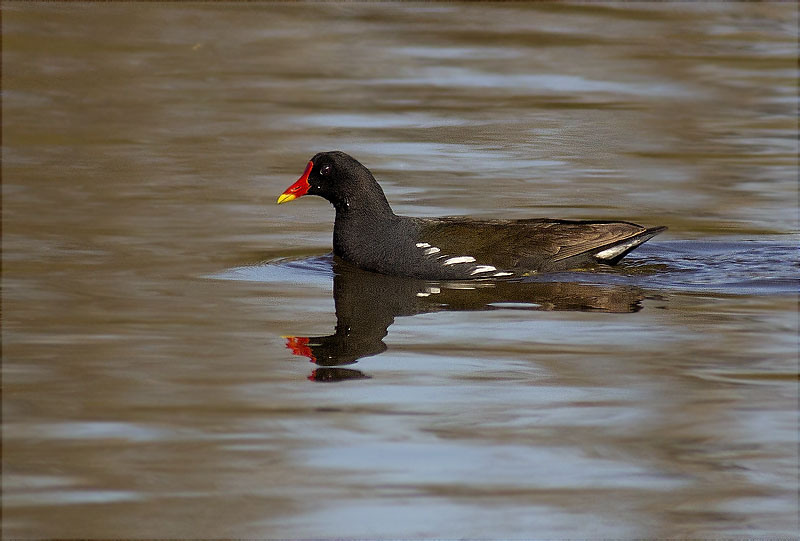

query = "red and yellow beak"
[277, 161, 313, 204]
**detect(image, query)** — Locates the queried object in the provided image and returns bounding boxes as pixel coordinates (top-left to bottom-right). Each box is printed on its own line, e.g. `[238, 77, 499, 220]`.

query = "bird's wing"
[414, 218, 648, 269]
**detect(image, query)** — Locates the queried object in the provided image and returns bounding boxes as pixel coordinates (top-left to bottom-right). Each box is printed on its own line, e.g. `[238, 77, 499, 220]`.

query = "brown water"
[3, 2, 798, 538]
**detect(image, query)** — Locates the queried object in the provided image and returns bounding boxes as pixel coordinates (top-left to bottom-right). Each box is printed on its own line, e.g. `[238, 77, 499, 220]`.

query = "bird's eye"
[320, 164, 331, 176]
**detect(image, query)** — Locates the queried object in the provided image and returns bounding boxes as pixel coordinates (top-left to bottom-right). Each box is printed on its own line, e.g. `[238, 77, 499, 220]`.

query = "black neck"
[333, 180, 395, 221]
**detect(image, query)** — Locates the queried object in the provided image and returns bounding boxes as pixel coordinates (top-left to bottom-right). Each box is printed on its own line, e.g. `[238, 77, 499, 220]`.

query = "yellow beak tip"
[276, 194, 296, 205]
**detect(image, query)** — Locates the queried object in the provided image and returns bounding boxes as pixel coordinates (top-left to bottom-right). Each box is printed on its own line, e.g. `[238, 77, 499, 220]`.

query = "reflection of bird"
[283, 258, 648, 381]
[278, 151, 666, 279]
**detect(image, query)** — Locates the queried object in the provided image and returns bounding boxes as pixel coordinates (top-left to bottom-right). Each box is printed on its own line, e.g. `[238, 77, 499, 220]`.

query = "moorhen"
[277, 151, 666, 279]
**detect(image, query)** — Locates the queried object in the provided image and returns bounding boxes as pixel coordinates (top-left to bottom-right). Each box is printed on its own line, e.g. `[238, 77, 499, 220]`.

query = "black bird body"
[278, 151, 666, 279]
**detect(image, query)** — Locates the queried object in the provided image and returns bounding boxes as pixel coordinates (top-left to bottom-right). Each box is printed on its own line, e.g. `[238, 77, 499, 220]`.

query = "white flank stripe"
[416, 242, 431, 248]
[470, 265, 497, 275]
[443, 256, 476, 265]
[493, 271, 514, 277]
[424, 247, 441, 255]
[416, 292, 430, 297]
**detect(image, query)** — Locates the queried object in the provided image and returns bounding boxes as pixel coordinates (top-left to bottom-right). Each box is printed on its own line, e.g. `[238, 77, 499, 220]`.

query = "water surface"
[3, 2, 798, 538]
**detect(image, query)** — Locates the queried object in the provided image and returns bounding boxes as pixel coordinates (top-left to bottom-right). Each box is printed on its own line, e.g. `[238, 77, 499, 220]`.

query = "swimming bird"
[277, 151, 666, 279]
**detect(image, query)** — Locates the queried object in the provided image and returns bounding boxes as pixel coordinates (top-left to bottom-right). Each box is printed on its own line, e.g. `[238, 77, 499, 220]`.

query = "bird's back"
[408, 217, 665, 276]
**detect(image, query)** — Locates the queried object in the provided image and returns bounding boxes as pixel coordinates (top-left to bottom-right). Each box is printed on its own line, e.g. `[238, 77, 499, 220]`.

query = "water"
[3, 2, 798, 538]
